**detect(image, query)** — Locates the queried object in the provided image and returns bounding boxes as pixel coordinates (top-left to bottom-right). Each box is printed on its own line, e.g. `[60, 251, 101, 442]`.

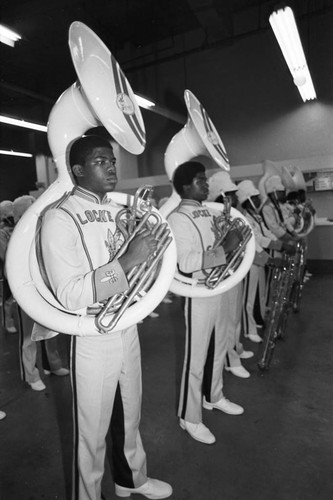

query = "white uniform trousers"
[224, 283, 244, 368]
[71, 325, 147, 500]
[178, 295, 229, 424]
[16, 305, 64, 383]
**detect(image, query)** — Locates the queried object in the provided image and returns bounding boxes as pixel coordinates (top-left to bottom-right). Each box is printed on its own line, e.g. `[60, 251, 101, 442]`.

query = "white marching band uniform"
[260, 175, 295, 241]
[168, 199, 230, 424]
[39, 186, 149, 500]
[240, 206, 281, 340]
[207, 171, 253, 372]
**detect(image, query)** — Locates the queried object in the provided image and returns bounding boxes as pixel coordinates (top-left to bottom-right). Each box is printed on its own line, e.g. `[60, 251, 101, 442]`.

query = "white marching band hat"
[207, 171, 237, 201]
[236, 180, 260, 205]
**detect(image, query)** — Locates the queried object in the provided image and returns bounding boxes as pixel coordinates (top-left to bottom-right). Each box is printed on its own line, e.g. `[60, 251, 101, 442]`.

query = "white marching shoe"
[44, 367, 69, 376]
[225, 365, 250, 378]
[239, 350, 254, 359]
[115, 478, 173, 499]
[179, 418, 216, 444]
[245, 333, 262, 343]
[203, 396, 244, 415]
[29, 380, 46, 391]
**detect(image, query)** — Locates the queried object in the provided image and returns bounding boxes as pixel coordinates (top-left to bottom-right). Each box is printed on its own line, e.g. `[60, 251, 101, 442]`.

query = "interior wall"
[0, 156, 36, 201]
[128, 9, 333, 172]
[2, 9, 333, 205]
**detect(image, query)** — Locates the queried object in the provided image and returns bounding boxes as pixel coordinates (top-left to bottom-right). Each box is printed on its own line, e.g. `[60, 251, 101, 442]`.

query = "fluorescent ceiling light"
[269, 6, 316, 102]
[0, 149, 33, 158]
[0, 115, 47, 132]
[134, 94, 155, 109]
[0, 24, 21, 47]
[0, 94, 154, 134]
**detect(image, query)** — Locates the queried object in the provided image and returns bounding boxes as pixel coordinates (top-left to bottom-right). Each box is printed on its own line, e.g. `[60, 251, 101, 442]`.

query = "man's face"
[77, 146, 117, 197]
[185, 171, 209, 202]
[275, 190, 286, 203]
[250, 195, 261, 210]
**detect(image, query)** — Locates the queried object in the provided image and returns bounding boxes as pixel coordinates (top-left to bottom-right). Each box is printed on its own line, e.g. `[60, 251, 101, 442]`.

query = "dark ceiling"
[0, 0, 332, 155]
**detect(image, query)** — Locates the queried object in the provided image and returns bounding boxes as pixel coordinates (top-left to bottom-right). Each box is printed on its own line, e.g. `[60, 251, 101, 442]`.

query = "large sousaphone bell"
[6, 22, 177, 337]
[281, 165, 315, 236]
[258, 160, 282, 205]
[160, 90, 255, 298]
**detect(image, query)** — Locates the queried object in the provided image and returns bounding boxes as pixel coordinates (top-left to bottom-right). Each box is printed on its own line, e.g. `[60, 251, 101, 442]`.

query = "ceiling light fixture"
[0, 115, 48, 132]
[269, 6, 316, 102]
[0, 24, 21, 47]
[0, 94, 155, 134]
[0, 149, 33, 158]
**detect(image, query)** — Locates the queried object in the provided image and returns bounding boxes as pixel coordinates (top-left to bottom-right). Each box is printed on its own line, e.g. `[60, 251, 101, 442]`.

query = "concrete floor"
[1, 275, 333, 500]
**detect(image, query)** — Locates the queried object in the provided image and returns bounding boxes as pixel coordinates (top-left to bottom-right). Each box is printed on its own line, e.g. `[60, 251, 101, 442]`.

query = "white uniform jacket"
[242, 211, 279, 267]
[261, 201, 288, 240]
[167, 199, 227, 282]
[40, 186, 129, 312]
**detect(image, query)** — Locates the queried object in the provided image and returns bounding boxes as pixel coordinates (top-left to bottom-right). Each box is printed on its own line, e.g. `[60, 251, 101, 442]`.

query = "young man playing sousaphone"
[168, 161, 245, 446]
[39, 135, 172, 500]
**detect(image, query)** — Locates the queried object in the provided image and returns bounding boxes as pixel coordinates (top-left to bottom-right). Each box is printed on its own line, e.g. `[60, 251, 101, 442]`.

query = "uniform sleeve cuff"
[94, 260, 129, 302]
[203, 247, 226, 269]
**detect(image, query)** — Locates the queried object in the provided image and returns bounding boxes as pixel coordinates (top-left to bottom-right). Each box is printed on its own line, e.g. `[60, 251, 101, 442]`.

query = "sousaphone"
[160, 90, 255, 298]
[258, 160, 282, 205]
[6, 22, 177, 337]
[286, 165, 315, 236]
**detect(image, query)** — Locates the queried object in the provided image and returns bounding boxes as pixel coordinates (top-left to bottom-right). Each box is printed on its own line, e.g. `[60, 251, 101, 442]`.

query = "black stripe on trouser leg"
[40, 340, 51, 371]
[71, 337, 80, 500]
[180, 297, 192, 420]
[110, 383, 134, 488]
[225, 351, 231, 368]
[242, 274, 250, 334]
[203, 329, 215, 402]
[16, 306, 25, 381]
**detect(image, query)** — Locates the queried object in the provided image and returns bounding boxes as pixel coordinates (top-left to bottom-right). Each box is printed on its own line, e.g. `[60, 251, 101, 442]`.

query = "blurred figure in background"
[10, 195, 69, 391]
[0, 200, 17, 333]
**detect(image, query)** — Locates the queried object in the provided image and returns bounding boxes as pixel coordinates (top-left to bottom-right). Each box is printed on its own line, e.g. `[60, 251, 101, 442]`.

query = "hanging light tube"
[0, 149, 33, 158]
[0, 93, 154, 134]
[0, 115, 48, 132]
[134, 94, 155, 109]
[0, 24, 21, 47]
[269, 6, 316, 102]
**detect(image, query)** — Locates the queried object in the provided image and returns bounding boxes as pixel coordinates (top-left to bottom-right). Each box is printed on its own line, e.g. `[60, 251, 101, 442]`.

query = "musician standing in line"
[207, 171, 254, 376]
[236, 180, 285, 343]
[1, 196, 69, 391]
[260, 174, 298, 309]
[261, 175, 299, 245]
[168, 161, 244, 446]
[39, 135, 172, 500]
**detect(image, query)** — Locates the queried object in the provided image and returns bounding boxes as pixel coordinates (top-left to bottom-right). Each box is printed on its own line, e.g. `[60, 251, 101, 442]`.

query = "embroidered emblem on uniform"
[211, 214, 227, 245]
[105, 228, 123, 260]
[101, 269, 119, 284]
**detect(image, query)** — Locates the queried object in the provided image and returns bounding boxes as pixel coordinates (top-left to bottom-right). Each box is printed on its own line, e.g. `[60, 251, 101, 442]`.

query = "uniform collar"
[74, 186, 109, 204]
[180, 199, 203, 207]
